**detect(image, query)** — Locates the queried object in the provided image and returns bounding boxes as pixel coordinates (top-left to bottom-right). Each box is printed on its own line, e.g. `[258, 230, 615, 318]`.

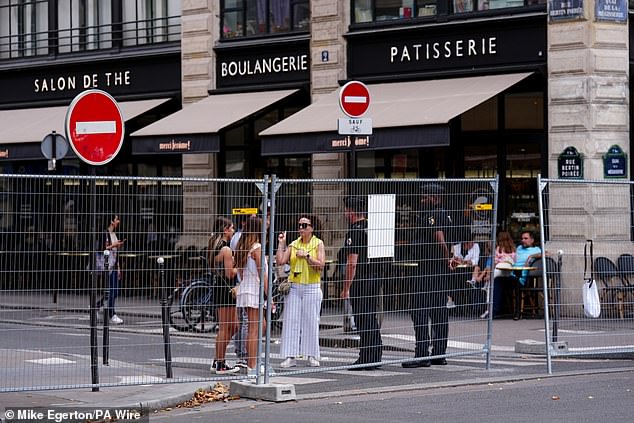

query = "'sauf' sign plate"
[338, 118, 373, 135]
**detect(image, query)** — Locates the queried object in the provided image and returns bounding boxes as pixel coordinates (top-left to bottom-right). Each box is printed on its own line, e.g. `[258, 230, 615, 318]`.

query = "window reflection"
[352, 0, 547, 23]
[221, 0, 310, 39]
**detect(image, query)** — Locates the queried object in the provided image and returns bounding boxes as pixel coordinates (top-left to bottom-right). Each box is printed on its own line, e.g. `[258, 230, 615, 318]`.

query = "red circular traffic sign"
[65, 89, 124, 165]
[339, 81, 371, 118]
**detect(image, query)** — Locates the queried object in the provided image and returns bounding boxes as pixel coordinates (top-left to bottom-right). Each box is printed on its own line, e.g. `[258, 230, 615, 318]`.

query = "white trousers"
[280, 283, 322, 359]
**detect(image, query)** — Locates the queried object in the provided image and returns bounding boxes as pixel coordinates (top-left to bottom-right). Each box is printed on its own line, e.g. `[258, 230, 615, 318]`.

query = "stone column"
[179, 0, 218, 247]
[310, 1, 350, 260]
[311, 0, 347, 179]
[547, 4, 630, 315]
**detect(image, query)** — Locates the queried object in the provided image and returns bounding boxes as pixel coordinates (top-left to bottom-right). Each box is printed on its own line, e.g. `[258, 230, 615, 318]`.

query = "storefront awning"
[259, 73, 532, 156]
[130, 89, 299, 155]
[0, 98, 170, 161]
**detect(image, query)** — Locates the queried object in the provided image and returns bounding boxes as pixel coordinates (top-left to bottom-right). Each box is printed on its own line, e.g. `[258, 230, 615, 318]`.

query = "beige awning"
[129, 89, 299, 155]
[1, 98, 170, 145]
[131, 89, 298, 137]
[260, 73, 532, 155]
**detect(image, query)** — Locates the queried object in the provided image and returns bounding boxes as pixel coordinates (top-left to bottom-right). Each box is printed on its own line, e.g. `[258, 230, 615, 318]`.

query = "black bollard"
[158, 257, 173, 378]
[102, 249, 110, 366]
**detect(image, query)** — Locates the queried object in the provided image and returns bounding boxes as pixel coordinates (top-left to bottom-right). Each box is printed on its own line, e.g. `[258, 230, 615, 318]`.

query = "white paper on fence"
[368, 194, 395, 259]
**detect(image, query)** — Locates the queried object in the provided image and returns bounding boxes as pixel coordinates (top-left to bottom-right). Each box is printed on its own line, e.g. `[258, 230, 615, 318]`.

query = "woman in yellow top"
[275, 214, 325, 368]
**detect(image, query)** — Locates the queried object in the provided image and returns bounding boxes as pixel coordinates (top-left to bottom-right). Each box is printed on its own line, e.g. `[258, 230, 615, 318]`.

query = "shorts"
[213, 277, 236, 308]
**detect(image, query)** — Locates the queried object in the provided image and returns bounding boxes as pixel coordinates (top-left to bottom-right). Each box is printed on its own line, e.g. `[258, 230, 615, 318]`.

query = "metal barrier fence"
[0, 174, 498, 391]
[538, 177, 634, 373]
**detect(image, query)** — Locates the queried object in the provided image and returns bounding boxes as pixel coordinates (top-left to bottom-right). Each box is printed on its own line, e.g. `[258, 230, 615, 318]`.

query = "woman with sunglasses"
[275, 214, 325, 368]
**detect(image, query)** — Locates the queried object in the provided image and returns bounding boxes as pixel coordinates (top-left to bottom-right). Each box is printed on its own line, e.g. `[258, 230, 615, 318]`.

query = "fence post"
[158, 256, 173, 378]
[102, 249, 110, 366]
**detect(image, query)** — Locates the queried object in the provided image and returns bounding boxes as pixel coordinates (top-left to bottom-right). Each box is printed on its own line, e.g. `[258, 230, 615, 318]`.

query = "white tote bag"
[583, 279, 601, 318]
[582, 240, 601, 318]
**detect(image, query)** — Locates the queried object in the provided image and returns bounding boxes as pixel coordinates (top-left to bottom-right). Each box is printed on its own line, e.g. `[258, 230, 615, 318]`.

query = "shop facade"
[1, 1, 632, 242]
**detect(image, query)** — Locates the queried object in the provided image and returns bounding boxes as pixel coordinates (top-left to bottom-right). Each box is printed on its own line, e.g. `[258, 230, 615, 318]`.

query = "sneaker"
[446, 299, 456, 309]
[210, 360, 240, 375]
[466, 279, 476, 288]
[307, 356, 320, 367]
[235, 359, 248, 368]
[246, 365, 265, 377]
[110, 314, 123, 325]
[280, 357, 296, 368]
[480, 310, 489, 319]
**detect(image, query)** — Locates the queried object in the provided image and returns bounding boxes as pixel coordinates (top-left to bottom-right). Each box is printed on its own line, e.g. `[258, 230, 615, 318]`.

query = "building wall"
[547, 1, 631, 313]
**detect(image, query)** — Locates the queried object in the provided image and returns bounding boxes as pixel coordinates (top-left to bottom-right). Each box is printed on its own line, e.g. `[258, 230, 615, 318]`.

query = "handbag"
[277, 279, 291, 296]
[582, 239, 601, 318]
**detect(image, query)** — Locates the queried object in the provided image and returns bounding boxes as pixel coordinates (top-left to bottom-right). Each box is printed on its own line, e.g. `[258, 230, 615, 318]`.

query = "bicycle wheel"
[270, 276, 286, 331]
[168, 287, 191, 332]
[181, 282, 216, 333]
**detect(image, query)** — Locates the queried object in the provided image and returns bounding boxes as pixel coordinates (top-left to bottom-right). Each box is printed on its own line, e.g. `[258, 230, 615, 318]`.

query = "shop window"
[352, 0, 546, 23]
[461, 97, 498, 131]
[464, 144, 497, 178]
[357, 149, 420, 178]
[505, 92, 543, 130]
[220, 0, 310, 39]
[0, 0, 48, 59]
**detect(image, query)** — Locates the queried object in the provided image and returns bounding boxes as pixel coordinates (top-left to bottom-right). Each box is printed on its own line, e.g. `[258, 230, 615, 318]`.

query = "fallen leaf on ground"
[174, 383, 240, 408]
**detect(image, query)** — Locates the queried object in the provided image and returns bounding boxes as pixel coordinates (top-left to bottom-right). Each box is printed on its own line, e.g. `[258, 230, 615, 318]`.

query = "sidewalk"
[1, 291, 632, 414]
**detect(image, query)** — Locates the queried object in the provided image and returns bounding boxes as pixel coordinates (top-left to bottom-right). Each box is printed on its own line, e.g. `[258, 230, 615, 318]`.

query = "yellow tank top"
[288, 236, 322, 284]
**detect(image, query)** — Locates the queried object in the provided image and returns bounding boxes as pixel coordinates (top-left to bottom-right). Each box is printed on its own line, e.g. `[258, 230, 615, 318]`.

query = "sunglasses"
[298, 222, 311, 229]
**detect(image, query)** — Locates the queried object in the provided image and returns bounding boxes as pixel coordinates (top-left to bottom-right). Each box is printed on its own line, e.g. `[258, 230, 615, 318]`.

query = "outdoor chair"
[616, 253, 634, 316]
[519, 256, 559, 318]
[593, 256, 625, 319]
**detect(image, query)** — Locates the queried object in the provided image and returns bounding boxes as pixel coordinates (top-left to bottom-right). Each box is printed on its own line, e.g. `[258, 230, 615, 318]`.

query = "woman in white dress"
[234, 216, 268, 374]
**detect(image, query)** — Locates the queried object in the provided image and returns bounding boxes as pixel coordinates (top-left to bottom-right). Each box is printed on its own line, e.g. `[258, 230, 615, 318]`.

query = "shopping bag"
[582, 240, 601, 318]
[582, 279, 601, 318]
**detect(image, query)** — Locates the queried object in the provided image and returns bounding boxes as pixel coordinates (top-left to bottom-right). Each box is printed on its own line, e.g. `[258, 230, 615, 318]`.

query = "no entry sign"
[339, 81, 371, 118]
[65, 89, 124, 165]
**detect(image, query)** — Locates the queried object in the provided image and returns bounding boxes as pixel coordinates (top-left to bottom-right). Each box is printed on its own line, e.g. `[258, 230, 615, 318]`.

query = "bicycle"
[168, 255, 218, 333]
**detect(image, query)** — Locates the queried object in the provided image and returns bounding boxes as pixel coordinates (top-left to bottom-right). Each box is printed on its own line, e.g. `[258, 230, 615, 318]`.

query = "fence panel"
[268, 177, 498, 374]
[539, 177, 634, 367]
[0, 174, 267, 391]
[0, 174, 498, 391]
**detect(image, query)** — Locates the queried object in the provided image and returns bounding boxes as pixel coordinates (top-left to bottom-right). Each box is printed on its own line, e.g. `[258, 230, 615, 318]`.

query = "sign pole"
[349, 137, 356, 179]
[89, 166, 99, 391]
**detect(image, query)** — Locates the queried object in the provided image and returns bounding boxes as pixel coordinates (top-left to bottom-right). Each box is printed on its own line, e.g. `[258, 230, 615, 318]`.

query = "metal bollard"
[102, 249, 110, 366]
[158, 257, 173, 378]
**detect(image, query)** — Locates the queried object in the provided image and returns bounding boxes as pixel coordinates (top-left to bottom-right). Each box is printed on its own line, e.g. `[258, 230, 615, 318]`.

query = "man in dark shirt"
[341, 196, 383, 370]
[403, 183, 452, 368]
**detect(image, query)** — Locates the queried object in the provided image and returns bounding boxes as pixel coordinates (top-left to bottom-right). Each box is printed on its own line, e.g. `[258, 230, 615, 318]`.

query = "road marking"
[26, 358, 75, 365]
[326, 369, 404, 377]
[270, 376, 334, 385]
[382, 334, 515, 352]
[117, 376, 164, 384]
[76, 121, 116, 134]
